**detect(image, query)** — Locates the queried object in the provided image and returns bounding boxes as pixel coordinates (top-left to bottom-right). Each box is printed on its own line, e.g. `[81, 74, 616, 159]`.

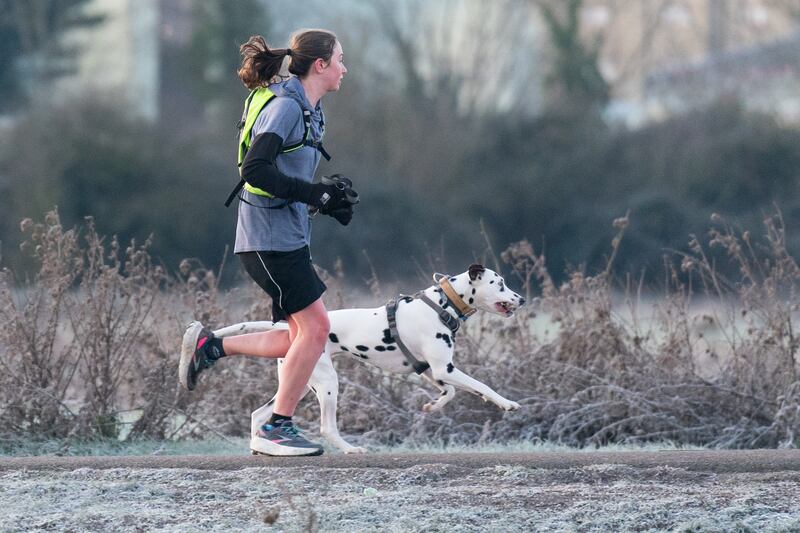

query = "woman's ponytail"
[237, 35, 291, 89]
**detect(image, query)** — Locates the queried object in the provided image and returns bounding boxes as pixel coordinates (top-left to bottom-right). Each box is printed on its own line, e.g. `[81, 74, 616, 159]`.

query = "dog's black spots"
[402, 361, 409, 366]
[441, 390, 447, 396]
[382, 329, 396, 344]
[449, 277, 456, 282]
[459, 293, 464, 298]
[472, 288, 476, 295]
[354, 353, 369, 360]
[436, 332, 452, 348]
[468, 298, 474, 304]
[327, 391, 331, 395]
[386, 346, 397, 351]
[447, 363, 454, 373]
[489, 280, 494, 284]
[356, 345, 369, 352]
[375, 346, 386, 351]
[500, 286, 505, 292]
[437, 380, 444, 386]
[328, 333, 339, 343]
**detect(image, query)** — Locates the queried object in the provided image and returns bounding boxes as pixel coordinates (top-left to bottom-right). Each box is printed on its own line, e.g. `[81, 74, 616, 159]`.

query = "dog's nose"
[519, 297, 526, 306]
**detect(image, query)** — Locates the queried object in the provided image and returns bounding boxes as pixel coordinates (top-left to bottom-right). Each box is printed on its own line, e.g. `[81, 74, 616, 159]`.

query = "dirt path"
[2, 449, 800, 473]
[2, 450, 800, 532]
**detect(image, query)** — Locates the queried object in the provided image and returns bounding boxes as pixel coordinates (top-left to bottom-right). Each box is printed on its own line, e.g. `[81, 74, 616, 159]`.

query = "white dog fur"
[211, 264, 524, 454]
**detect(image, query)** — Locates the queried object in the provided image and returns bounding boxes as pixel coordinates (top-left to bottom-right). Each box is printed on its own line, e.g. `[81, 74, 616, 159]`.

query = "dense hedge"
[1, 98, 798, 284]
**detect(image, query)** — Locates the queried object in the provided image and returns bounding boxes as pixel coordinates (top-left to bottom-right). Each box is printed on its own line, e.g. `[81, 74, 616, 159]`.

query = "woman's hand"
[327, 204, 353, 226]
[317, 174, 359, 214]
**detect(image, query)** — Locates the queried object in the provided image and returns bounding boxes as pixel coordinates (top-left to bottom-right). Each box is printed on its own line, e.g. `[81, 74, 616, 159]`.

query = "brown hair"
[237, 30, 338, 90]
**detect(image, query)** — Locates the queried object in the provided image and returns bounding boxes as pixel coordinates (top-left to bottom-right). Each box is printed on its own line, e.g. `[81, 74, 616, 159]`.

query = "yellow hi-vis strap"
[237, 87, 311, 199]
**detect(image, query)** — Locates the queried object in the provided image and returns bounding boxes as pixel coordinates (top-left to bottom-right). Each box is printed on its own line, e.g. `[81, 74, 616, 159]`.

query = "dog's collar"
[433, 273, 477, 321]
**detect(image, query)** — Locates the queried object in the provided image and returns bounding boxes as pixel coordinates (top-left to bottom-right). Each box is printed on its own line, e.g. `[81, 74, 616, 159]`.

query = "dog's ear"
[468, 264, 485, 281]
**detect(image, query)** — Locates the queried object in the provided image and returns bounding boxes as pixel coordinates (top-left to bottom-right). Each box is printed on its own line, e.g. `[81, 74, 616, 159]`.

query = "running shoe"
[250, 420, 324, 456]
[179, 321, 217, 391]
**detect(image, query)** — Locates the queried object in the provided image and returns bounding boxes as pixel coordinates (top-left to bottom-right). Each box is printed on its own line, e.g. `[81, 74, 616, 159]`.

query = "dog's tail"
[212, 320, 288, 338]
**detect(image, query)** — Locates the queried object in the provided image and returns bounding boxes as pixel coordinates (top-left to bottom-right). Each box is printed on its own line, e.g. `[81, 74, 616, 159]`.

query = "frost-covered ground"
[2, 445, 800, 532]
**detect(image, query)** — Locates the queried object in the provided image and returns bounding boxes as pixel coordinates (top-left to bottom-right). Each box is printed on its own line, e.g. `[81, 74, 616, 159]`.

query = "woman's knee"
[307, 313, 330, 347]
[292, 300, 330, 346]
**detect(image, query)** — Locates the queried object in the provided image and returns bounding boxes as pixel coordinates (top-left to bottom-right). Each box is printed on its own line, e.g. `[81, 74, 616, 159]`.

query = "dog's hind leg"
[420, 371, 456, 412]
[213, 320, 282, 338]
[307, 351, 367, 454]
[250, 394, 276, 448]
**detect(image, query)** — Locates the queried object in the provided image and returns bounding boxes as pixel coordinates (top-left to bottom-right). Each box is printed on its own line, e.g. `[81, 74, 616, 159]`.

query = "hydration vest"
[224, 86, 331, 207]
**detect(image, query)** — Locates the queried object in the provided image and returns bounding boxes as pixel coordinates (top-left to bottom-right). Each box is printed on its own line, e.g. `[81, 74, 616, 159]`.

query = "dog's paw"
[343, 446, 368, 454]
[422, 401, 444, 413]
[502, 401, 521, 411]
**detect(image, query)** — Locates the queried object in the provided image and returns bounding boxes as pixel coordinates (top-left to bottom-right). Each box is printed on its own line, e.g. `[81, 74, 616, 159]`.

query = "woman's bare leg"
[272, 298, 330, 416]
[221, 311, 301, 357]
[221, 329, 292, 358]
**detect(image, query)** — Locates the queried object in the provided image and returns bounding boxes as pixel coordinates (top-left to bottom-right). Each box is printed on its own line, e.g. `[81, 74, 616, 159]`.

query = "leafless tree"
[368, 0, 544, 116]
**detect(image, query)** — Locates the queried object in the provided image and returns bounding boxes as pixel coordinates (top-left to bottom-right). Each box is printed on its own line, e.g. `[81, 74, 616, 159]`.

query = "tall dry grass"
[0, 209, 798, 451]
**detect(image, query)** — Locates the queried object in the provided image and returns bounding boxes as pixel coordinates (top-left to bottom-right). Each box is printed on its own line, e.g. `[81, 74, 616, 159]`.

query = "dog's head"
[464, 264, 525, 317]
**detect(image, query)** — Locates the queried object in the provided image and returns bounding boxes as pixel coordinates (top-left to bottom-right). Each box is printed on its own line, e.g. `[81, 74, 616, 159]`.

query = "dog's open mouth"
[495, 302, 515, 316]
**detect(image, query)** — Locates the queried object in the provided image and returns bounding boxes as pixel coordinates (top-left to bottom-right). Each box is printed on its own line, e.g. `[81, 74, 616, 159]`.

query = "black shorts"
[238, 246, 326, 322]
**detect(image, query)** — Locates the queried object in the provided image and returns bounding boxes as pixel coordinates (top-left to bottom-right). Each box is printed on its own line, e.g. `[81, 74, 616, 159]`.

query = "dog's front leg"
[308, 352, 367, 454]
[420, 372, 456, 412]
[433, 366, 520, 411]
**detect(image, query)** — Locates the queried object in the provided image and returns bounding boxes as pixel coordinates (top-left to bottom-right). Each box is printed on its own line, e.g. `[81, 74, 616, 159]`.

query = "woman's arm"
[241, 132, 338, 207]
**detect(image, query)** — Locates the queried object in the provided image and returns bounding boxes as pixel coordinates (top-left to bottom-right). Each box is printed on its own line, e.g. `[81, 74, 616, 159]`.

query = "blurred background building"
[587, 0, 800, 124]
[53, 0, 161, 121]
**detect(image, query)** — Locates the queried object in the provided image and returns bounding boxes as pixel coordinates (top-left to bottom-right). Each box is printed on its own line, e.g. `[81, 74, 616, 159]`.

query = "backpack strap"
[226, 94, 331, 207]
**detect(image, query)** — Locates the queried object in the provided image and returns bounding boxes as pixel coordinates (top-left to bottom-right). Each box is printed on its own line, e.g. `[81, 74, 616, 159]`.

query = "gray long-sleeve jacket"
[234, 76, 326, 253]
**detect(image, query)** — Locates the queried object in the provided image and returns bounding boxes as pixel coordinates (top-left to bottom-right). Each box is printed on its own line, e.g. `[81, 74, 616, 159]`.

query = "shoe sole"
[179, 321, 204, 391]
[250, 437, 324, 457]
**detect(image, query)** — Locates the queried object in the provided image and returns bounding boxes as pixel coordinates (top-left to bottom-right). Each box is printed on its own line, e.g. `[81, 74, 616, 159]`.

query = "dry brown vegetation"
[1, 209, 798, 451]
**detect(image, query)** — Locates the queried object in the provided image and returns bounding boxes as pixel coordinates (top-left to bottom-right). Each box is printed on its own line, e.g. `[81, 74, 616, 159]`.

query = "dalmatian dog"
[211, 264, 525, 454]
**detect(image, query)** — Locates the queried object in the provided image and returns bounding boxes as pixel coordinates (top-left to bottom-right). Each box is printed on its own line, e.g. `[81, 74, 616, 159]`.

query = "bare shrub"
[0, 212, 83, 440]
[324, 211, 800, 450]
[0, 210, 253, 446]
[2, 208, 799, 450]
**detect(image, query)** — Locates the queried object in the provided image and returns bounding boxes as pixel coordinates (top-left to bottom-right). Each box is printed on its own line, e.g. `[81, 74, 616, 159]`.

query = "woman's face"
[320, 41, 347, 92]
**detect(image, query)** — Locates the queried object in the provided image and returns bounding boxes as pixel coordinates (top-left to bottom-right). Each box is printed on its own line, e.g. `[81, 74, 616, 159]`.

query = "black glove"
[308, 181, 349, 212]
[318, 179, 359, 214]
[317, 174, 359, 214]
[328, 204, 353, 226]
